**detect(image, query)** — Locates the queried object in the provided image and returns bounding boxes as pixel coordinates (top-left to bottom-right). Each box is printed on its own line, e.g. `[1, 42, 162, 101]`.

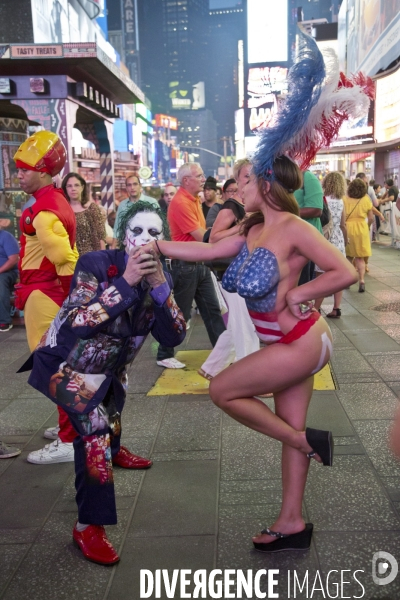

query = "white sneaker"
[156, 358, 186, 369]
[186, 319, 191, 331]
[43, 425, 60, 440]
[27, 440, 74, 464]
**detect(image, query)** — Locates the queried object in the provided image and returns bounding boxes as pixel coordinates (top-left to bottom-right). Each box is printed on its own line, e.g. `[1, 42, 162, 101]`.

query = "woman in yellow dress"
[343, 178, 373, 292]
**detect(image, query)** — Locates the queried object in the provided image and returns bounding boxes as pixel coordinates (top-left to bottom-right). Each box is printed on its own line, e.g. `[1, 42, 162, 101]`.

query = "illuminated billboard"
[331, 95, 374, 148]
[192, 82, 205, 110]
[136, 103, 147, 120]
[169, 81, 205, 110]
[235, 109, 245, 141]
[331, 114, 374, 147]
[247, 66, 288, 108]
[155, 114, 178, 130]
[339, 0, 400, 76]
[245, 66, 288, 135]
[247, 0, 288, 64]
[375, 70, 400, 144]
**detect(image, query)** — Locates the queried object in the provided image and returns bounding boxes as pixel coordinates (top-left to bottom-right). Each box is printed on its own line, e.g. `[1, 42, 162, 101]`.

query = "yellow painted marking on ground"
[148, 350, 211, 395]
[148, 350, 335, 395]
[314, 363, 335, 390]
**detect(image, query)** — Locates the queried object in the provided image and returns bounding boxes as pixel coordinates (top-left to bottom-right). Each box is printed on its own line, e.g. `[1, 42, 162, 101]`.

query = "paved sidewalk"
[1, 243, 400, 599]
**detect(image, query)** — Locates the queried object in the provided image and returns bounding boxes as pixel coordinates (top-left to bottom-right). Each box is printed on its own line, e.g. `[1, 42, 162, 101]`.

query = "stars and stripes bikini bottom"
[248, 310, 320, 345]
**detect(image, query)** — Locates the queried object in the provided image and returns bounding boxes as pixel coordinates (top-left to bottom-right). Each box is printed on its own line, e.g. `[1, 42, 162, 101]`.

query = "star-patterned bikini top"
[222, 243, 280, 313]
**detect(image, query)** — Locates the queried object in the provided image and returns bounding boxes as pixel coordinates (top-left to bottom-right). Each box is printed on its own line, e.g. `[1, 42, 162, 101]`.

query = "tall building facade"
[138, 0, 209, 112]
[208, 7, 245, 157]
[137, 0, 221, 174]
[300, 0, 342, 23]
[109, 1, 246, 174]
[178, 109, 218, 176]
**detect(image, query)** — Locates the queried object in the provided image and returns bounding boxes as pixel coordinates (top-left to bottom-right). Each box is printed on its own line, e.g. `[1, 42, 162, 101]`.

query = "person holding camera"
[19, 201, 186, 565]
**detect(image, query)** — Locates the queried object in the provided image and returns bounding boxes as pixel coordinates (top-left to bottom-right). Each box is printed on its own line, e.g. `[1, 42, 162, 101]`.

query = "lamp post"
[179, 144, 225, 179]
[179, 145, 223, 158]
[221, 136, 229, 180]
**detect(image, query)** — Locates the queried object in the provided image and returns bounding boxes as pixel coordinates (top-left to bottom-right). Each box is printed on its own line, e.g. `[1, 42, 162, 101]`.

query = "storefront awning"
[0, 43, 144, 105]
[322, 137, 400, 156]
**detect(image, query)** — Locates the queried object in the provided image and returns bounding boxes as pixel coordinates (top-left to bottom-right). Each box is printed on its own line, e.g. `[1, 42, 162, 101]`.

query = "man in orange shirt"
[156, 162, 225, 368]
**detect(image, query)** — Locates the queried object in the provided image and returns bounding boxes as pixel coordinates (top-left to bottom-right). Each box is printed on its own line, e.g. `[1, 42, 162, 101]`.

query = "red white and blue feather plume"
[252, 28, 374, 178]
[284, 48, 374, 170]
[252, 30, 325, 180]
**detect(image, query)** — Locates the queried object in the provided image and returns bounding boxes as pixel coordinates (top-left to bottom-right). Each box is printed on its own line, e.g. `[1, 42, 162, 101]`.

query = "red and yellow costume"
[17, 185, 78, 347]
[15, 131, 79, 443]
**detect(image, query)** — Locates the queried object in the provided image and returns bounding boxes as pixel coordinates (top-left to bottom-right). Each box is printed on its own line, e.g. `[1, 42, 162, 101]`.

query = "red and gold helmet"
[14, 130, 66, 177]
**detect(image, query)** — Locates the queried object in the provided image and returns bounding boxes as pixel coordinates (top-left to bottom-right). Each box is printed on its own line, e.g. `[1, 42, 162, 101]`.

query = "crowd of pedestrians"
[2, 26, 400, 571]
[0, 44, 399, 562]
[155, 162, 226, 370]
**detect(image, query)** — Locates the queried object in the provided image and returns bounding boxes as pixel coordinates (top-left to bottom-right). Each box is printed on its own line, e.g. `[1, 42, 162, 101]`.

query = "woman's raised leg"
[208, 336, 325, 456]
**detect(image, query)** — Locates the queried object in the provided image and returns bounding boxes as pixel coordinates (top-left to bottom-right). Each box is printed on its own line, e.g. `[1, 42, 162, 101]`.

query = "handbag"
[320, 197, 331, 227]
[209, 271, 228, 314]
[321, 197, 333, 240]
[202, 229, 233, 273]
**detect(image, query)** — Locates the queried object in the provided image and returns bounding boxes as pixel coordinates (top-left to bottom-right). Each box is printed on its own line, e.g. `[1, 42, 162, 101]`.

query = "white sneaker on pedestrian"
[27, 440, 74, 464]
[156, 358, 186, 369]
[43, 425, 60, 440]
[186, 319, 191, 331]
[0, 441, 21, 459]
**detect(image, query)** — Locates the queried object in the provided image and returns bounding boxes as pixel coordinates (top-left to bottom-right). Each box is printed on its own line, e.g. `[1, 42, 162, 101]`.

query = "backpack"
[321, 196, 333, 240]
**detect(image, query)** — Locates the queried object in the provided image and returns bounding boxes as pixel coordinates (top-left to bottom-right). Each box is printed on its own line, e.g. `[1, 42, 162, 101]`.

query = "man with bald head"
[156, 162, 225, 369]
[163, 183, 177, 208]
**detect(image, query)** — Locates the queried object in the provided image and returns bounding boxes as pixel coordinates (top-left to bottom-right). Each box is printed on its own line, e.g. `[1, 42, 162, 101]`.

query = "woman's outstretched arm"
[145, 234, 245, 262]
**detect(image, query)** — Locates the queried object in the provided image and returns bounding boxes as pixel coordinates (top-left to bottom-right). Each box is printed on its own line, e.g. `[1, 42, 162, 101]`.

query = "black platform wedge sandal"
[305, 427, 334, 466]
[253, 523, 314, 552]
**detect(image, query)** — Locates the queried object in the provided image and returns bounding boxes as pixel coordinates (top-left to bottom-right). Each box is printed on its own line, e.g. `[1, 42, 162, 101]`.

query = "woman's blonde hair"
[322, 172, 346, 199]
[233, 158, 251, 181]
[240, 156, 301, 237]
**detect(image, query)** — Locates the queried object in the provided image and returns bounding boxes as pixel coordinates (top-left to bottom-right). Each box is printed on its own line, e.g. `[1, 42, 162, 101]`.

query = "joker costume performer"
[19, 201, 185, 564]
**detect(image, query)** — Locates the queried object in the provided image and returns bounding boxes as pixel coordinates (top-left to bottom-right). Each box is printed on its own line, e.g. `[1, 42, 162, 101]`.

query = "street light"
[179, 145, 223, 158]
[180, 140, 232, 179]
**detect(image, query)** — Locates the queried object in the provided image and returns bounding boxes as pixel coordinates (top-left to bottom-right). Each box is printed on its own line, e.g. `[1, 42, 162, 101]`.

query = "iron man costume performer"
[15, 131, 79, 448]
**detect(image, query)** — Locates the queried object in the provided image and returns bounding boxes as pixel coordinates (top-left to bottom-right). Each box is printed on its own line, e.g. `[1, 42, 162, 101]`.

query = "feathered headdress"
[252, 29, 374, 179]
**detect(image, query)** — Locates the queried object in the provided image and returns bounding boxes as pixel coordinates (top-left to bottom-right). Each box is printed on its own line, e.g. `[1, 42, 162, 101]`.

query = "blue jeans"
[157, 262, 226, 361]
[0, 270, 18, 324]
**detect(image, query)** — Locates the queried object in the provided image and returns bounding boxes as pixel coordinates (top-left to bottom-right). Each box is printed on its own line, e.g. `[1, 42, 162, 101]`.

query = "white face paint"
[124, 211, 164, 252]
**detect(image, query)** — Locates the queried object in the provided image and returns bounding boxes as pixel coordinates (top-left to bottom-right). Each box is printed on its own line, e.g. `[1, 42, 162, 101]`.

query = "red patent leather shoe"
[73, 524, 120, 565]
[112, 446, 153, 469]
